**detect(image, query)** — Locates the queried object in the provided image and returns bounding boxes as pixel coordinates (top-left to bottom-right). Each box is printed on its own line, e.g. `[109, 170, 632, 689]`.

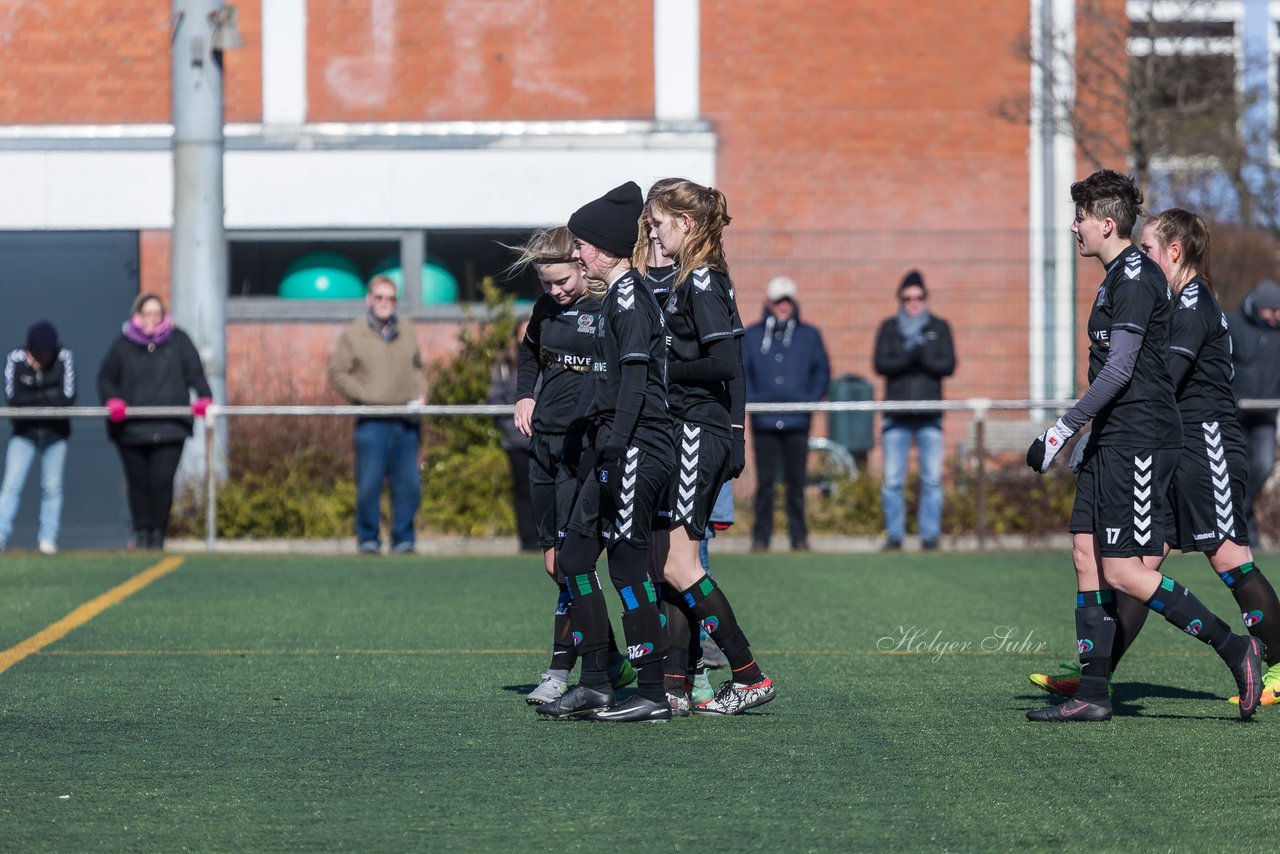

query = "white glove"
[1026, 418, 1074, 474]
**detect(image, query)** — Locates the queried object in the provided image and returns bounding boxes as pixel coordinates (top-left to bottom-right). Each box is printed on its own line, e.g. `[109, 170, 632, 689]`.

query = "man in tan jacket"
[327, 275, 428, 554]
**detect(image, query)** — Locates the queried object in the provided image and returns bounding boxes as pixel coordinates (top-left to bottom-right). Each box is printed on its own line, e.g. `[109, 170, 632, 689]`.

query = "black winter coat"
[1228, 295, 1280, 421]
[97, 328, 212, 446]
[5, 347, 76, 448]
[873, 314, 956, 419]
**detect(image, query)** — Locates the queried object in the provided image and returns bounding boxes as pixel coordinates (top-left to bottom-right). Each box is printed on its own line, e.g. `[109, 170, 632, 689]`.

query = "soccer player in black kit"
[535, 182, 678, 723]
[509, 227, 635, 706]
[1030, 209, 1280, 705]
[1024, 171, 1263, 722]
[642, 179, 774, 715]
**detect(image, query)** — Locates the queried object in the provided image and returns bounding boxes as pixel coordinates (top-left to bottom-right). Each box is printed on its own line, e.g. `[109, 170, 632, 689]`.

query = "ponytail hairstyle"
[503, 226, 605, 297]
[1147, 208, 1212, 294]
[643, 179, 731, 286]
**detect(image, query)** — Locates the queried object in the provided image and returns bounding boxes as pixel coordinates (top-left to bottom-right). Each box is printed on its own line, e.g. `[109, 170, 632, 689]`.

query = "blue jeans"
[0, 436, 67, 545]
[880, 417, 943, 542]
[354, 419, 421, 547]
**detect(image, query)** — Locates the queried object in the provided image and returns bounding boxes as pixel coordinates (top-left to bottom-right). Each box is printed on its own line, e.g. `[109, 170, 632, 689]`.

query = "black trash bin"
[828, 374, 875, 467]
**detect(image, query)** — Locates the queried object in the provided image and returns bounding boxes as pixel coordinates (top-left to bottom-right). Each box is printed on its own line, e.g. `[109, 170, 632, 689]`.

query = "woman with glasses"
[872, 270, 956, 551]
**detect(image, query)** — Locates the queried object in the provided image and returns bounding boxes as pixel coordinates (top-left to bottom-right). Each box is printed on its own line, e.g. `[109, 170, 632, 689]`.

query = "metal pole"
[972, 401, 990, 551]
[171, 0, 230, 495]
[205, 412, 218, 551]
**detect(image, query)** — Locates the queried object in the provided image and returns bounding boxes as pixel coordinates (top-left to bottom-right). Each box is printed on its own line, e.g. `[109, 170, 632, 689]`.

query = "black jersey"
[642, 263, 678, 303]
[1168, 276, 1238, 425]
[1086, 247, 1181, 447]
[524, 291, 602, 434]
[662, 267, 744, 433]
[590, 270, 671, 432]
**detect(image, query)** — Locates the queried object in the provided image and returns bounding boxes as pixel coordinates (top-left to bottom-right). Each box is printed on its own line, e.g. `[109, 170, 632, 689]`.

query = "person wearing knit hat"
[1228, 277, 1280, 547]
[537, 182, 677, 723]
[0, 320, 76, 554]
[743, 273, 831, 554]
[873, 267, 955, 552]
[567, 181, 644, 259]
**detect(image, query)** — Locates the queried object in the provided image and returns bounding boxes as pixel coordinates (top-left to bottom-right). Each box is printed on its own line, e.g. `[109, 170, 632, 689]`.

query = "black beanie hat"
[899, 269, 926, 295]
[26, 320, 58, 357]
[568, 181, 644, 259]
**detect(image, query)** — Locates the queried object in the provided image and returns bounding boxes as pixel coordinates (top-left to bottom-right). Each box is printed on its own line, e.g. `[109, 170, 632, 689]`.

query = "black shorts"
[664, 421, 732, 540]
[529, 432, 582, 548]
[1169, 419, 1250, 552]
[1070, 445, 1177, 558]
[565, 424, 675, 549]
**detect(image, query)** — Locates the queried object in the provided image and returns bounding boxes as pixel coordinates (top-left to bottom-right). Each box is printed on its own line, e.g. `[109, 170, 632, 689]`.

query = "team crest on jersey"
[1095, 285, 1107, 307]
[664, 291, 679, 314]
[576, 314, 596, 334]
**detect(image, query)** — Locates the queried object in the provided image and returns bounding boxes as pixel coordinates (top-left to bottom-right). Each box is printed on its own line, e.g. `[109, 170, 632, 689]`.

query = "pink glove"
[106, 398, 127, 423]
[192, 397, 212, 418]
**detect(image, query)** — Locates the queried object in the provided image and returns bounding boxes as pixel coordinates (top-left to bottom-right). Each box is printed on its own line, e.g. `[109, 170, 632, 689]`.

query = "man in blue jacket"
[873, 270, 956, 551]
[742, 276, 830, 552]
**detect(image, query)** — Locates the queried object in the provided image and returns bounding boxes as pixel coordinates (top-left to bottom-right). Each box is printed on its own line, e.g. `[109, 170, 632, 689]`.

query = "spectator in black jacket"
[873, 270, 956, 551]
[742, 275, 831, 552]
[0, 321, 75, 553]
[1229, 278, 1280, 547]
[97, 293, 212, 550]
[487, 317, 538, 552]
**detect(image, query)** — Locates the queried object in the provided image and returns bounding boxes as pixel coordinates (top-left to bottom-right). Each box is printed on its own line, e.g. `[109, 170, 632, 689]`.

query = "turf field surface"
[0, 550, 1272, 851]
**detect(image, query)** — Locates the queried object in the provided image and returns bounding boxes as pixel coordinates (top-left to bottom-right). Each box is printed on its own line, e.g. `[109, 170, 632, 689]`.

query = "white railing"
[3, 398, 1277, 551]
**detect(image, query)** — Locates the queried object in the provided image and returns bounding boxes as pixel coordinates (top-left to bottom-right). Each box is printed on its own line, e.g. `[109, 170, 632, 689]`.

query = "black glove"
[563, 421, 586, 471]
[729, 427, 746, 479]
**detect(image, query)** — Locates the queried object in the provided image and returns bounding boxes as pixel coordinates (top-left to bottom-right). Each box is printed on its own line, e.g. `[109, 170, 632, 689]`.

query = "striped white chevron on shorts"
[1203, 421, 1235, 539]
[674, 424, 702, 521]
[610, 447, 641, 541]
[1133, 455, 1153, 545]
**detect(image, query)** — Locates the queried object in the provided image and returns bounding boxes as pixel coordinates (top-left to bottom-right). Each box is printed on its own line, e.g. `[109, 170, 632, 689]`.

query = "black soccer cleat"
[536, 685, 614, 720]
[586, 694, 672, 723]
[1230, 636, 1265, 721]
[1025, 697, 1113, 722]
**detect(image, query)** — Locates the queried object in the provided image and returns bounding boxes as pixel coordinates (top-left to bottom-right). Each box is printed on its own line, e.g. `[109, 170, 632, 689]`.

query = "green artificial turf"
[0, 550, 1273, 851]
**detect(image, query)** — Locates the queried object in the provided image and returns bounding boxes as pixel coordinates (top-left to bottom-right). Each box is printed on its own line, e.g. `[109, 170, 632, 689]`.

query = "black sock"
[549, 584, 578, 674]
[608, 541, 665, 702]
[1220, 562, 1280, 665]
[683, 573, 764, 685]
[1147, 575, 1244, 663]
[1108, 592, 1150, 673]
[1074, 590, 1117, 704]
[660, 596, 691, 692]
[566, 571, 611, 688]
[557, 532, 611, 689]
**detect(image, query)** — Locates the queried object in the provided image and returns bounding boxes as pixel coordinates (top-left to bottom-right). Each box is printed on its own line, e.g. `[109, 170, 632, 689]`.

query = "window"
[227, 228, 548, 318]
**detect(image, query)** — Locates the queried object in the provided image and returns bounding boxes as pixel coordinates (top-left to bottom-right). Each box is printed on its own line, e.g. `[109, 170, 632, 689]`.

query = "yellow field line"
[0, 556, 185, 676]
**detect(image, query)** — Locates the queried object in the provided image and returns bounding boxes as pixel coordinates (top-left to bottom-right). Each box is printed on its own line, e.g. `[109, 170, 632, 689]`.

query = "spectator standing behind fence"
[742, 276, 831, 552]
[1228, 278, 1280, 547]
[327, 274, 427, 556]
[873, 270, 956, 552]
[487, 317, 538, 552]
[0, 322, 75, 554]
[97, 294, 212, 551]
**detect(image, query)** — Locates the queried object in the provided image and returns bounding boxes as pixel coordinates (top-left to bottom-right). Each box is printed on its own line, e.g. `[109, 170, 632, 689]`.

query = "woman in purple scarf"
[97, 293, 212, 550]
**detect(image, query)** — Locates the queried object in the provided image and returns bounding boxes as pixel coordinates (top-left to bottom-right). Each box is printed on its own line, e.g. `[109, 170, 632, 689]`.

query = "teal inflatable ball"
[278, 253, 365, 299]
[369, 259, 459, 305]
